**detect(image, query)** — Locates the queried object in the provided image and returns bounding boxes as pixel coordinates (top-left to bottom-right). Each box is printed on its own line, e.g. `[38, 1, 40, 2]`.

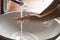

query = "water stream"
[20, 6, 23, 40]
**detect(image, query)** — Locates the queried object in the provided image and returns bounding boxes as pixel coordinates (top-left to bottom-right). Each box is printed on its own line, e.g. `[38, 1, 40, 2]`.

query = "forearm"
[39, 7, 60, 22]
[37, 0, 60, 22]
[39, 0, 59, 15]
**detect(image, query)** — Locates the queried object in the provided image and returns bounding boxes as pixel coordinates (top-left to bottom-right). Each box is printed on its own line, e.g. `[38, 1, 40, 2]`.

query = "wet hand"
[14, 15, 42, 22]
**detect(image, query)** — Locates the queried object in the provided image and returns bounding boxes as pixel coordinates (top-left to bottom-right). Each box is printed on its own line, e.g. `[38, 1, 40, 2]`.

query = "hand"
[12, 0, 60, 22]
[14, 14, 42, 22]
[14, 7, 60, 23]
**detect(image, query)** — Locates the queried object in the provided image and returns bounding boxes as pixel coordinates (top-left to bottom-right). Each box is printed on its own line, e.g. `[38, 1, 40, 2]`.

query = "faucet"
[11, 0, 24, 6]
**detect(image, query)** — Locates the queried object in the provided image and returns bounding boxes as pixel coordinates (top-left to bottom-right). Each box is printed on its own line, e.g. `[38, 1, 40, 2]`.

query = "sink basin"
[0, 12, 60, 40]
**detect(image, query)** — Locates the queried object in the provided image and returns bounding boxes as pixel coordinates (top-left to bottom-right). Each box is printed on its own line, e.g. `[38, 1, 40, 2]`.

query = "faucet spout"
[11, 0, 24, 6]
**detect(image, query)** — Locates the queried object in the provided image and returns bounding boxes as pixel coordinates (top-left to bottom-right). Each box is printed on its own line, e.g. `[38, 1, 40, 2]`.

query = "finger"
[14, 17, 22, 21]
[14, 17, 40, 23]
[14, 15, 41, 22]
[14, 16, 29, 21]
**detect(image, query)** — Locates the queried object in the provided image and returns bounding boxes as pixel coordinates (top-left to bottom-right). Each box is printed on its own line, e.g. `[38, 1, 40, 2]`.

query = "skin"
[8, 0, 60, 22]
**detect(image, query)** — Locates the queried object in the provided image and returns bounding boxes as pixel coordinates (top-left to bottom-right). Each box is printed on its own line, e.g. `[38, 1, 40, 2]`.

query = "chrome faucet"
[11, 0, 24, 6]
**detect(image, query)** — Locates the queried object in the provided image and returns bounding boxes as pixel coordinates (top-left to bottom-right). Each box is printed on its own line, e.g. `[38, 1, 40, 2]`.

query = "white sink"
[0, 12, 60, 40]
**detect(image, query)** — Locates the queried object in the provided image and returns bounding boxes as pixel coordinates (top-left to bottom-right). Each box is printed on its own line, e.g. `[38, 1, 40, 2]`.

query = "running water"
[20, 6, 23, 40]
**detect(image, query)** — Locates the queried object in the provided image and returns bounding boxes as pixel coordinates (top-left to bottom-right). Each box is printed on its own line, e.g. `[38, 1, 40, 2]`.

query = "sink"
[0, 12, 60, 40]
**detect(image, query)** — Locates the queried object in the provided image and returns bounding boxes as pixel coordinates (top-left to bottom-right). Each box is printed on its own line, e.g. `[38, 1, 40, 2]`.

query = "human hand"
[14, 14, 43, 22]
